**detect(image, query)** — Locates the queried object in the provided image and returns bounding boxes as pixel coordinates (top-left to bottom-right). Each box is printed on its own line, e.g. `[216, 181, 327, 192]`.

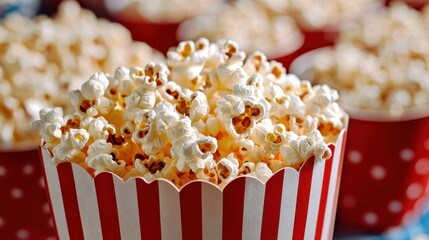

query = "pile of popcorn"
[306, 2, 429, 115]
[34, 39, 346, 189]
[252, 0, 379, 30]
[177, 1, 303, 59]
[0, 1, 162, 146]
[104, 0, 223, 23]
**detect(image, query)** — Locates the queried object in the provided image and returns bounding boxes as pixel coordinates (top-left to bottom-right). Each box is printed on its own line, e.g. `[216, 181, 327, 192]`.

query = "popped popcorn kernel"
[2, 1, 162, 146]
[36, 39, 346, 189]
[303, 2, 429, 116]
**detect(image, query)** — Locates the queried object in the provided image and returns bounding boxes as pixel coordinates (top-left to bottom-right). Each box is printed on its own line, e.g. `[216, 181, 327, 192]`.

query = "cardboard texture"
[0, 148, 55, 239]
[40, 130, 346, 240]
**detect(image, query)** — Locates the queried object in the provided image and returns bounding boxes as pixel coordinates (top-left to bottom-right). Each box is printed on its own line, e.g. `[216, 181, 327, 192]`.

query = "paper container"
[0, 145, 56, 239]
[338, 111, 429, 232]
[39, 129, 346, 240]
[385, 0, 429, 10]
[108, 15, 180, 55]
[290, 48, 429, 233]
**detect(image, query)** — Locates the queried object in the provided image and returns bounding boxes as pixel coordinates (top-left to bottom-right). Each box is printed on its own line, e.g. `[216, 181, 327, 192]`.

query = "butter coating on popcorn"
[0, 1, 162, 147]
[35, 39, 346, 189]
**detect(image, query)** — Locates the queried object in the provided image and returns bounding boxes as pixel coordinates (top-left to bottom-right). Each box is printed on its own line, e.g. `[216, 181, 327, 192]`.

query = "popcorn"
[304, 3, 429, 116]
[86, 139, 126, 176]
[35, 39, 346, 189]
[216, 153, 239, 188]
[107, 0, 223, 23]
[250, 0, 378, 30]
[0, 1, 162, 146]
[177, 1, 303, 59]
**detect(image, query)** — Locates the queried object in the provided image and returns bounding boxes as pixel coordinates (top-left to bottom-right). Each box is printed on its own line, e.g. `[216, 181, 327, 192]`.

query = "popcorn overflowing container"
[291, 48, 429, 233]
[39, 128, 347, 239]
[0, 145, 56, 240]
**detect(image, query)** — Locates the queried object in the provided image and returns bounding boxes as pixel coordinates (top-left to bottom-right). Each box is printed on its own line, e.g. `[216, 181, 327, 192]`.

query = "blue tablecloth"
[337, 206, 429, 240]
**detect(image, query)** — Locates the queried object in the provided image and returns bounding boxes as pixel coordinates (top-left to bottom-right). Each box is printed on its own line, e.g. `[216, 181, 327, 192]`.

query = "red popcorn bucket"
[290, 49, 429, 233]
[110, 16, 179, 55]
[336, 109, 429, 232]
[385, 0, 429, 10]
[39, 129, 347, 239]
[0, 145, 56, 240]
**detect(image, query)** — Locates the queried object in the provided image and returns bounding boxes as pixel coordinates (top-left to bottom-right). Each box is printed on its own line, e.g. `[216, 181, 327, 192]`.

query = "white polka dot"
[39, 177, 45, 188]
[348, 150, 362, 164]
[0, 216, 4, 227]
[43, 203, 50, 214]
[401, 211, 416, 225]
[0, 166, 6, 177]
[11, 188, 23, 199]
[400, 148, 414, 161]
[371, 166, 386, 180]
[415, 158, 429, 175]
[48, 218, 54, 228]
[363, 212, 378, 225]
[407, 183, 423, 200]
[342, 195, 356, 208]
[23, 164, 34, 175]
[425, 139, 429, 151]
[388, 201, 402, 213]
[16, 229, 29, 240]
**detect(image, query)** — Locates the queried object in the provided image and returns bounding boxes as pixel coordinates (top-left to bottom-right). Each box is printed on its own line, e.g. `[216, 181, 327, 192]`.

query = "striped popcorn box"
[39, 130, 346, 240]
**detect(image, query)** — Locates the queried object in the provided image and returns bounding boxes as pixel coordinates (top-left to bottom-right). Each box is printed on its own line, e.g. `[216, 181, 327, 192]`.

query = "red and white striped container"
[39, 130, 346, 240]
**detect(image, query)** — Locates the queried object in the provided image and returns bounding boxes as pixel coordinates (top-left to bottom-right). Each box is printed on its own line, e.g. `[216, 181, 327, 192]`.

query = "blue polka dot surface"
[336, 206, 429, 240]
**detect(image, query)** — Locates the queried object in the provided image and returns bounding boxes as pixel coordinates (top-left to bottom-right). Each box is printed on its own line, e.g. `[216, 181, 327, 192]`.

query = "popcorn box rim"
[289, 47, 429, 123]
[39, 128, 347, 192]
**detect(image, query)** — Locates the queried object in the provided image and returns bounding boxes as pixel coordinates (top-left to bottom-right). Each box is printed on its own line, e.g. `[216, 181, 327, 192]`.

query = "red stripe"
[292, 157, 315, 240]
[222, 177, 246, 240]
[136, 179, 162, 240]
[314, 145, 335, 239]
[38, 146, 60, 240]
[95, 173, 121, 240]
[260, 170, 284, 240]
[180, 182, 202, 239]
[57, 163, 84, 240]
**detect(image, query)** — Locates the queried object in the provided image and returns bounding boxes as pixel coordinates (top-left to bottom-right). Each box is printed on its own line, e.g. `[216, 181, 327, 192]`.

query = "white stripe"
[113, 177, 141, 240]
[242, 178, 266, 240]
[201, 183, 223, 240]
[72, 164, 102, 239]
[277, 168, 299, 239]
[322, 130, 345, 240]
[304, 160, 326, 239]
[41, 148, 69, 240]
[159, 181, 182, 240]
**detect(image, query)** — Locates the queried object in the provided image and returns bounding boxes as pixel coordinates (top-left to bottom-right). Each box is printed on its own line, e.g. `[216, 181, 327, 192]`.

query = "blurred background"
[1, 0, 429, 239]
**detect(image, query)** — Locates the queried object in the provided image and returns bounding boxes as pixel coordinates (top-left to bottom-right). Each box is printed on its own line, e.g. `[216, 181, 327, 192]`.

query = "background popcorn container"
[0, 145, 56, 239]
[39, 129, 347, 240]
[107, 16, 179, 55]
[104, 0, 179, 54]
[291, 49, 429, 233]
